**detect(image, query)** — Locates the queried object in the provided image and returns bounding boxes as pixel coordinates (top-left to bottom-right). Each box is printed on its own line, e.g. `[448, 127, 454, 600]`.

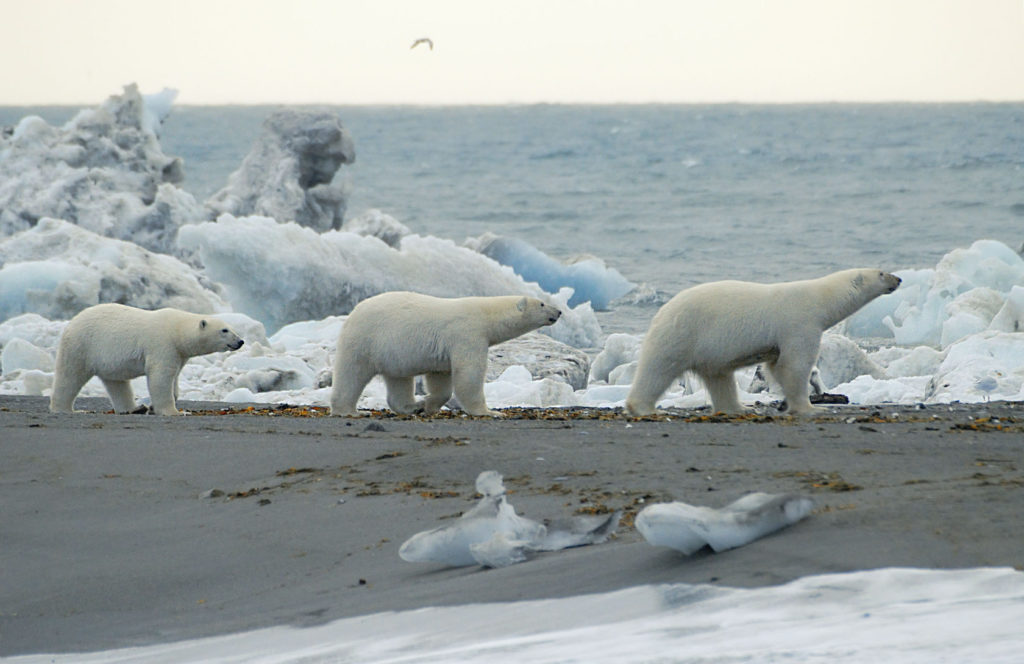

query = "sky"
[4, 0, 1024, 105]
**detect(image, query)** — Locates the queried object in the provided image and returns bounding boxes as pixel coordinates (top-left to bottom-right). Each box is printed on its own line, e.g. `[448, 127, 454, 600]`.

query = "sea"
[4, 102, 1021, 336]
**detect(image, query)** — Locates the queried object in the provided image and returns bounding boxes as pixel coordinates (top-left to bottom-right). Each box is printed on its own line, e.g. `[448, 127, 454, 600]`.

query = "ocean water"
[10, 103, 1021, 328]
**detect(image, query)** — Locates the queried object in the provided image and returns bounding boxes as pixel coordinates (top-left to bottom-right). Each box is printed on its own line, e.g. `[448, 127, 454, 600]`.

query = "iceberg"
[0, 84, 202, 255]
[844, 239, 1024, 347]
[205, 111, 355, 232]
[468, 232, 634, 309]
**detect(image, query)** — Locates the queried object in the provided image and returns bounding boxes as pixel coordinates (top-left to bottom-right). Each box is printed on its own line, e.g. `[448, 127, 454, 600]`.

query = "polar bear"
[50, 303, 244, 416]
[625, 269, 901, 416]
[330, 292, 561, 417]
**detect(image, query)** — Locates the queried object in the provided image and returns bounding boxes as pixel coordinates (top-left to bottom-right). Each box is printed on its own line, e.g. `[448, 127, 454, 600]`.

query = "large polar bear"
[50, 303, 244, 416]
[625, 269, 901, 416]
[330, 291, 561, 417]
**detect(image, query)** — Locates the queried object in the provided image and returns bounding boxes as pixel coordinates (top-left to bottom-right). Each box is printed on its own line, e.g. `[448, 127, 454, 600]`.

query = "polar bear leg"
[101, 379, 136, 413]
[384, 376, 418, 414]
[421, 372, 453, 413]
[452, 354, 500, 417]
[146, 365, 181, 416]
[767, 345, 819, 414]
[50, 366, 90, 413]
[701, 371, 743, 414]
[330, 369, 374, 416]
[625, 366, 679, 416]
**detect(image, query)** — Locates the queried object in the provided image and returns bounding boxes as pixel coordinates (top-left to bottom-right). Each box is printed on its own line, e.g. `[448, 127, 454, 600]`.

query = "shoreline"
[2, 395, 1022, 656]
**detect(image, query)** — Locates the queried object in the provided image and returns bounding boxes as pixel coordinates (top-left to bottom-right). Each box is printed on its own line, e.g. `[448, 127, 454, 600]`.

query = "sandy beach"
[1, 395, 1022, 657]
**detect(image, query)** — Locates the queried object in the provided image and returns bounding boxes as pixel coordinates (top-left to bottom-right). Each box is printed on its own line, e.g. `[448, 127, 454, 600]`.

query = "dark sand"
[2, 395, 1022, 656]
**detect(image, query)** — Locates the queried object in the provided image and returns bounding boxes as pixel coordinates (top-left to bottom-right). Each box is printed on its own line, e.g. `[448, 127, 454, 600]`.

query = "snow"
[11, 567, 1024, 664]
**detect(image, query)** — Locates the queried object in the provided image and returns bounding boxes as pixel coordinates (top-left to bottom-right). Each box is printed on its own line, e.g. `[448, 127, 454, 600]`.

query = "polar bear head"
[852, 269, 902, 297]
[197, 317, 245, 353]
[516, 296, 562, 328]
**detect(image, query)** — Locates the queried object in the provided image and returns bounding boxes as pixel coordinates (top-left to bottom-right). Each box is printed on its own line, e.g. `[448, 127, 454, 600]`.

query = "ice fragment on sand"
[399, 471, 620, 568]
[636, 492, 813, 555]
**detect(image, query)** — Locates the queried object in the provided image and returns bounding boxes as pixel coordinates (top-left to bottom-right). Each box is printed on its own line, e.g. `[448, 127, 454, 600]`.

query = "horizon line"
[3, 97, 1024, 108]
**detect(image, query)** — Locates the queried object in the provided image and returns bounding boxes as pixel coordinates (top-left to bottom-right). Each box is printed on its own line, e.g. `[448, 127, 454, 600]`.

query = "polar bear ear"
[200, 319, 207, 330]
[516, 296, 528, 312]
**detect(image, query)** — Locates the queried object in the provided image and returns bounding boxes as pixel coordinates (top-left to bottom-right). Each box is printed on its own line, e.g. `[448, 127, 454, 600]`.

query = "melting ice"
[399, 471, 619, 568]
[635, 492, 814, 555]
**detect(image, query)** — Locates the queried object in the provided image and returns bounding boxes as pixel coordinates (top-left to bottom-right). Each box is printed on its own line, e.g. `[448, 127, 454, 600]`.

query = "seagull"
[410, 38, 434, 51]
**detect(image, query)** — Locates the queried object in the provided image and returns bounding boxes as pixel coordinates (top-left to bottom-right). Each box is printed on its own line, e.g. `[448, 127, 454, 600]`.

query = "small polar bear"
[626, 268, 901, 416]
[330, 291, 561, 417]
[50, 303, 244, 416]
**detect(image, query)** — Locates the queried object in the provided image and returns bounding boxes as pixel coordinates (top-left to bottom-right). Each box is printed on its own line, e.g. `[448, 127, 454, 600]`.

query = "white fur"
[50, 303, 244, 416]
[330, 292, 561, 417]
[626, 269, 901, 416]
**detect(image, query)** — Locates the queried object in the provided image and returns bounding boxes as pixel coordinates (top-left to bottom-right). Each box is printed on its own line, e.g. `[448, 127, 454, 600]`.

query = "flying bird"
[410, 38, 434, 51]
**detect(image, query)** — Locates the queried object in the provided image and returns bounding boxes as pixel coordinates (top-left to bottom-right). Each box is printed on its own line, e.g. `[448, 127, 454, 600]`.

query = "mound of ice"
[589, 333, 642, 383]
[468, 233, 634, 309]
[844, 240, 1024, 347]
[205, 111, 355, 232]
[0, 218, 229, 321]
[399, 471, 619, 568]
[0, 337, 53, 374]
[488, 331, 590, 390]
[177, 214, 602, 346]
[814, 332, 886, 390]
[0, 312, 65, 350]
[341, 208, 409, 248]
[636, 492, 813, 555]
[484, 365, 578, 408]
[0, 218, 228, 321]
[0, 84, 203, 255]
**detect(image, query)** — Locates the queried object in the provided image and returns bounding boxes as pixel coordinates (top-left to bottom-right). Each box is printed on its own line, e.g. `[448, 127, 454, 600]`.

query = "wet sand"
[2, 395, 1022, 656]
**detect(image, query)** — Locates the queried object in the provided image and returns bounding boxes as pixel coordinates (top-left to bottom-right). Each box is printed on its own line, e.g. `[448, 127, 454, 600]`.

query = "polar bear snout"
[547, 308, 562, 324]
[215, 325, 244, 351]
[882, 272, 901, 293]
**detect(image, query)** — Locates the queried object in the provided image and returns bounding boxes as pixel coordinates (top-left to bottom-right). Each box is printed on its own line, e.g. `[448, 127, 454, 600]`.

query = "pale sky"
[5, 0, 1024, 105]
